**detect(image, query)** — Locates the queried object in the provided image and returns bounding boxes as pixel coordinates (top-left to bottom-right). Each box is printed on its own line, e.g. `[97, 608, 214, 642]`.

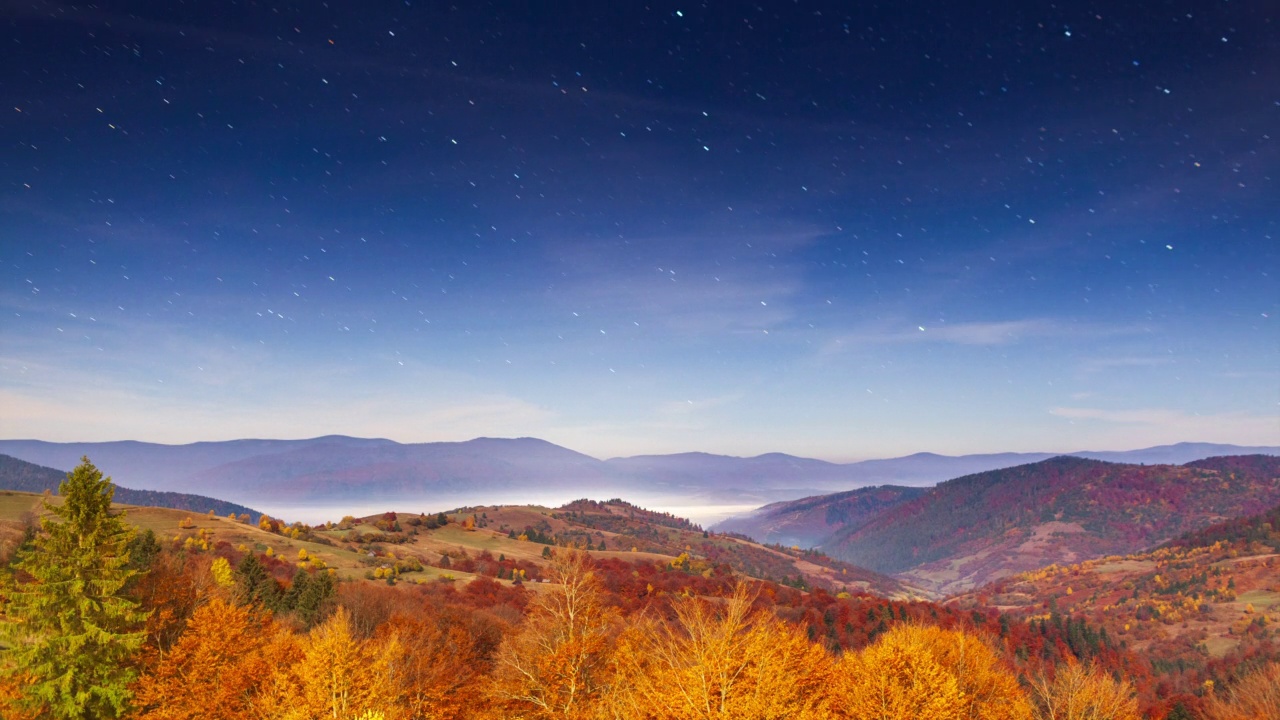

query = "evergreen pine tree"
[295, 569, 334, 628]
[234, 552, 276, 607]
[1, 457, 148, 719]
[281, 566, 311, 612]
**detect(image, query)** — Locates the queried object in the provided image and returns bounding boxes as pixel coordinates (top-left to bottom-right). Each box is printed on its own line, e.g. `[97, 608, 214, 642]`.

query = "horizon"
[3, 3, 1277, 458]
[7, 438, 1275, 529]
[3, 433, 1275, 466]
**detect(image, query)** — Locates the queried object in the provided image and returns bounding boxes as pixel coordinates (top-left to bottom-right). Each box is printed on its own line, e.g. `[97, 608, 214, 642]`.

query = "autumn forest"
[2, 457, 1280, 720]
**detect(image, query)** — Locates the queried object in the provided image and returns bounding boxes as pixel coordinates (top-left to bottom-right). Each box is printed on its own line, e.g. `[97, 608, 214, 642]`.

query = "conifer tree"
[1, 457, 148, 719]
[233, 552, 276, 607]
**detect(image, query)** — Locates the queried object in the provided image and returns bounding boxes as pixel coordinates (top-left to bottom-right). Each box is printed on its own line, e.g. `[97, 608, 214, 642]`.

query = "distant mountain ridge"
[0, 454, 264, 521]
[0, 437, 1272, 516]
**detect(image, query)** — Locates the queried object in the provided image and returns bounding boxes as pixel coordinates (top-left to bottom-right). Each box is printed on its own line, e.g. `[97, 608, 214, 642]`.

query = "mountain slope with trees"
[713, 485, 928, 547]
[823, 455, 1280, 594]
[953, 497, 1280, 716]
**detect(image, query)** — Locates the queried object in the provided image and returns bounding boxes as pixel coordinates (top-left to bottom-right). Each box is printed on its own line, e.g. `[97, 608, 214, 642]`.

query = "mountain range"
[0, 437, 1273, 517]
[720, 454, 1280, 594]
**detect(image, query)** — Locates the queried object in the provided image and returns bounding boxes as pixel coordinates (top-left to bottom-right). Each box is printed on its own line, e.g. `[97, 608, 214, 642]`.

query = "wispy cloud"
[654, 394, 743, 417]
[821, 319, 1139, 354]
[542, 227, 819, 337]
[1078, 356, 1176, 374]
[1050, 406, 1280, 445]
[0, 383, 551, 445]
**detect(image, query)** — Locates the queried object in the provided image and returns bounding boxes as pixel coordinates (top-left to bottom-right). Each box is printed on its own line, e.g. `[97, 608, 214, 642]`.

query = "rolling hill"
[821, 454, 1280, 594]
[0, 485, 919, 600]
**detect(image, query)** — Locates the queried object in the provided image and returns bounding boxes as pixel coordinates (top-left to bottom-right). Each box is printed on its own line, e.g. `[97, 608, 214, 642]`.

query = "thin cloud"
[542, 228, 818, 337]
[1050, 406, 1280, 445]
[0, 383, 552, 445]
[655, 394, 744, 417]
[822, 319, 1139, 354]
[1079, 356, 1176, 374]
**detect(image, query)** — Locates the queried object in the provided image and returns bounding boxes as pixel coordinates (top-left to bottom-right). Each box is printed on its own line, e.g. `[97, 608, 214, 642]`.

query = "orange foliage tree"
[829, 624, 1033, 720]
[131, 597, 300, 720]
[128, 549, 233, 668]
[604, 583, 833, 720]
[380, 613, 488, 720]
[488, 551, 617, 719]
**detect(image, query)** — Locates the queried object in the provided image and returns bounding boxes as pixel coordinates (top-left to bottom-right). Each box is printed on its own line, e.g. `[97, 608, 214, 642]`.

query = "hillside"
[823, 454, 1280, 594]
[0, 454, 263, 522]
[0, 488, 919, 601]
[713, 485, 928, 547]
[952, 499, 1280, 702]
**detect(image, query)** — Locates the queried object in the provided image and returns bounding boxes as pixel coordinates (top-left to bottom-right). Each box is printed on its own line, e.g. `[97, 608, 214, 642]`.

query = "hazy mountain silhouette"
[0, 437, 1272, 510]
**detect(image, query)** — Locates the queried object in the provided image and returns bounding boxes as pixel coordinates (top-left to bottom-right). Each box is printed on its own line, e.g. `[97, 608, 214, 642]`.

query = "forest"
[2, 458, 1277, 720]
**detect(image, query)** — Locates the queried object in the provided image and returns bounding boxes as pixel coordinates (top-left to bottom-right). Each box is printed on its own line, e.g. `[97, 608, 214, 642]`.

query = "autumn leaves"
[485, 552, 1125, 720]
[107, 546, 1144, 720]
[4, 459, 1278, 720]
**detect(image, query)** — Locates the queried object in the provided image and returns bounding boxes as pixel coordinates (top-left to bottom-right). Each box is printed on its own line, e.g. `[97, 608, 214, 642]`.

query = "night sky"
[2, 1, 1276, 459]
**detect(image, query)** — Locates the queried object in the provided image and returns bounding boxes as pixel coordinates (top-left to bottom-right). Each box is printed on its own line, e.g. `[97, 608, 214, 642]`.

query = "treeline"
[1162, 501, 1280, 553]
[559, 498, 703, 532]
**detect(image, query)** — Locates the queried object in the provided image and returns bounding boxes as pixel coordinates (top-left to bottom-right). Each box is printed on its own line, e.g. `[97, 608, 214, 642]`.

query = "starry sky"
[2, 1, 1277, 460]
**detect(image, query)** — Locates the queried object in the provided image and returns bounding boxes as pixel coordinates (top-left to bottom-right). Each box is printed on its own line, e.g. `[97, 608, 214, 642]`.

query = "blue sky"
[2, 1, 1276, 459]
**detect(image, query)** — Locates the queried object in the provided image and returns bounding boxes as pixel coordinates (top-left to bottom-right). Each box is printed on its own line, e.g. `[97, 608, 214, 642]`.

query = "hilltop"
[820, 455, 1280, 594]
[0, 489, 918, 600]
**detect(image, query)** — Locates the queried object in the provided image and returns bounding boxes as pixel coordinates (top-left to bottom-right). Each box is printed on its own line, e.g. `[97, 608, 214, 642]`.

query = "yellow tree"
[295, 605, 400, 720]
[489, 551, 616, 719]
[912, 625, 1032, 720]
[831, 629, 964, 720]
[829, 624, 1032, 720]
[603, 584, 833, 720]
[1028, 661, 1139, 720]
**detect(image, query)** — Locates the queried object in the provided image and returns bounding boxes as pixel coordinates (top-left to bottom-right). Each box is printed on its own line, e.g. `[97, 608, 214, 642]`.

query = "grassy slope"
[0, 493, 923, 599]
